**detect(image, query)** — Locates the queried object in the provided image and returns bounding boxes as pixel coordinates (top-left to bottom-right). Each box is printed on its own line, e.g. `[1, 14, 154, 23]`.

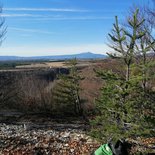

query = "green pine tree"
[53, 58, 84, 115]
[90, 9, 155, 142]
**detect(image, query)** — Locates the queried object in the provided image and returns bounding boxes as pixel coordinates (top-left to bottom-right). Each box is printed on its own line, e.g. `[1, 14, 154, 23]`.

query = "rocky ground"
[0, 111, 154, 155]
[0, 122, 100, 155]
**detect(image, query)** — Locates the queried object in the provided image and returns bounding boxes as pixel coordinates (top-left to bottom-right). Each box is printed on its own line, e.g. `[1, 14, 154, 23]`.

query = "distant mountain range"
[0, 52, 106, 61]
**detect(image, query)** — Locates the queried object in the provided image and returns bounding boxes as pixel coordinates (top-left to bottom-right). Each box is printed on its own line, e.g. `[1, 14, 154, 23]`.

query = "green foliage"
[108, 9, 148, 82]
[0, 60, 46, 69]
[0, 61, 16, 69]
[91, 72, 152, 141]
[90, 8, 155, 142]
[53, 58, 84, 115]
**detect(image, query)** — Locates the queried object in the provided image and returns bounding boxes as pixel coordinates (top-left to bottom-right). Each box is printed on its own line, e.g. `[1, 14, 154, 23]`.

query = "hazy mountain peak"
[0, 52, 106, 61]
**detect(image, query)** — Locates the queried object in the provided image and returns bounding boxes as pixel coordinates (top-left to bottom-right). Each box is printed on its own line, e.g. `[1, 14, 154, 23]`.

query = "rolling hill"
[0, 52, 106, 61]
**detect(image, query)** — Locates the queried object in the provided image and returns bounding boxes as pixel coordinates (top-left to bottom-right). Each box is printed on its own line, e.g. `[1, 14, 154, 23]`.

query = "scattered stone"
[0, 123, 100, 154]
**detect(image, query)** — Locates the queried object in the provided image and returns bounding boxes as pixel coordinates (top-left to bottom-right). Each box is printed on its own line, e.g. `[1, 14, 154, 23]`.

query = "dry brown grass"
[16, 62, 66, 69]
[79, 58, 124, 112]
[80, 64, 102, 110]
[1, 58, 123, 113]
[15, 61, 92, 69]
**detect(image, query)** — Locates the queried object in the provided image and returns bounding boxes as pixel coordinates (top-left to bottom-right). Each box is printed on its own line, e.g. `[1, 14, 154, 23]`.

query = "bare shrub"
[0, 72, 18, 108]
[15, 73, 56, 113]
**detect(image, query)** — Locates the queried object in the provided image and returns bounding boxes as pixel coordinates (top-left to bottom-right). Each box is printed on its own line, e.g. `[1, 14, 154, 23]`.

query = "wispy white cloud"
[2, 13, 44, 17]
[2, 13, 113, 20]
[4, 7, 89, 12]
[37, 16, 114, 21]
[2, 7, 117, 20]
[9, 27, 55, 35]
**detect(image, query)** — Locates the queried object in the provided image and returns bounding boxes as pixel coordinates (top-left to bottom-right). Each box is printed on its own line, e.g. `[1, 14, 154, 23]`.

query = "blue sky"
[0, 0, 148, 56]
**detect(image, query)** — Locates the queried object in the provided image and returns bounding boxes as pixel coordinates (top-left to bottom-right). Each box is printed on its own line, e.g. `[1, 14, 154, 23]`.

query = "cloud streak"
[38, 16, 114, 21]
[9, 27, 55, 35]
[4, 7, 124, 14]
[2, 13, 44, 17]
[4, 7, 89, 12]
[3, 13, 113, 20]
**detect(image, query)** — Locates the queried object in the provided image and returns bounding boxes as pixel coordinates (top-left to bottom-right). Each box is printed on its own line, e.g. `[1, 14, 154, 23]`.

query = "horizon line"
[0, 52, 107, 57]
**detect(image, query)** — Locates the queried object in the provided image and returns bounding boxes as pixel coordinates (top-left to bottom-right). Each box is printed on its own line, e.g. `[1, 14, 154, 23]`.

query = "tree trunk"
[126, 64, 130, 81]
